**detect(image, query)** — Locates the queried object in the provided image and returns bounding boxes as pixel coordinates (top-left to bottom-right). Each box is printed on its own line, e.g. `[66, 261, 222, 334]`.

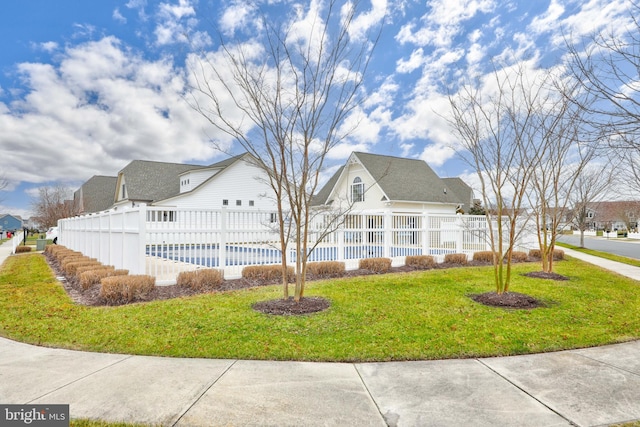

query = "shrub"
[528, 249, 542, 259]
[511, 251, 529, 262]
[100, 275, 155, 304]
[15, 246, 32, 253]
[472, 251, 495, 263]
[79, 268, 128, 290]
[63, 260, 102, 276]
[242, 265, 295, 282]
[305, 261, 345, 278]
[528, 249, 564, 261]
[444, 253, 467, 265]
[359, 257, 392, 273]
[177, 269, 224, 290]
[75, 264, 114, 279]
[405, 255, 435, 269]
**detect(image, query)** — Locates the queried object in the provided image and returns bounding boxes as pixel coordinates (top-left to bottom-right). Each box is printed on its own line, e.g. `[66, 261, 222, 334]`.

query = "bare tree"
[31, 185, 76, 229]
[565, 3, 640, 184]
[570, 162, 615, 247]
[526, 75, 596, 273]
[448, 62, 552, 295]
[187, 1, 381, 301]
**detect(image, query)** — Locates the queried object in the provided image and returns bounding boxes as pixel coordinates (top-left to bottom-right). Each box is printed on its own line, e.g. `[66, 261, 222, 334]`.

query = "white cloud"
[396, 48, 425, 73]
[219, 2, 258, 36]
[343, 0, 388, 42]
[0, 37, 221, 188]
[396, 0, 495, 48]
[154, 0, 211, 48]
[113, 8, 127, 24]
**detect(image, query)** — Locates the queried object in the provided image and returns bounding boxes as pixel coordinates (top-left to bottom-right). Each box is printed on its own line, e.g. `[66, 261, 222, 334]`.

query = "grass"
[556, 242, 640, 268]
[1, 253, 639, 362]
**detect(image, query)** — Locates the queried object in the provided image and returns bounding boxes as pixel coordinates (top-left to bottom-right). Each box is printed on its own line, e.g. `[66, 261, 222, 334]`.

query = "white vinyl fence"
[59, 205, 528, 284]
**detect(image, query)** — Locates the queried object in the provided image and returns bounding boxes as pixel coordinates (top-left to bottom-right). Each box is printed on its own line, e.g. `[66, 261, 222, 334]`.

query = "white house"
[111, 153, 277, 210]
[313, 152, 473, 214]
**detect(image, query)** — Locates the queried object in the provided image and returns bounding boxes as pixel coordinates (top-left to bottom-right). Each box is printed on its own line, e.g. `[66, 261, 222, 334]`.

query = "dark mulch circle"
[523, 271, 569, 281]
[252, 296, 331, 315]
[470, 291, 544, 310]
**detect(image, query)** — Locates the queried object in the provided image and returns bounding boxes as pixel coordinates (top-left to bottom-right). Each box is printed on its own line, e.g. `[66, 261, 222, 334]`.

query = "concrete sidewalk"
[1, 242, 640, 426]
[2, 337, 640, 426]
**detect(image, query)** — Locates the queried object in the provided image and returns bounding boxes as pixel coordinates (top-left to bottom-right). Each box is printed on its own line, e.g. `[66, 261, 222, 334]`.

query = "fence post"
[422, 213, 429, 256]
[219, 207, 227, 269]
[383, 211, 392, 258]
[456, 213, 464, 254]
[137, 204, 147, 275]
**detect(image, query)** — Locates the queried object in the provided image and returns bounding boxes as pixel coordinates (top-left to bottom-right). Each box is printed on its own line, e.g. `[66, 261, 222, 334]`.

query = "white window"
[222, 199, 229, 206]
[249, 200, 254, 207]
[351, 177, 364, 202]
[236, 200, 242, 206]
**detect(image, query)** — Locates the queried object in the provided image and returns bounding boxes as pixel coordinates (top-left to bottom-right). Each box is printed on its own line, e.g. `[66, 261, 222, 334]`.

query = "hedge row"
[44, 245, 150, 304]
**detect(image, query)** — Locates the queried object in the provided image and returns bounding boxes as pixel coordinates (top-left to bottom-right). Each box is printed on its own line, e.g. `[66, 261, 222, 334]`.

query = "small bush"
[242, 265, 295, 282]
[100, 275, 155, 304]
[177, 269, 224, 290]
[359, 257, 392, 273]
[444, 253, 467, 265]
[305, 261, 345, 278]
[79, 268, 128, 290]
[75, 264, 113, 279]
[511, 251, 528, 262]
[63, 260, 102, 276]
[405, 255, 435, 269]
[528, 249, 564, 261]
[472, 251, 495, 263]
[15, 246, 32, 253]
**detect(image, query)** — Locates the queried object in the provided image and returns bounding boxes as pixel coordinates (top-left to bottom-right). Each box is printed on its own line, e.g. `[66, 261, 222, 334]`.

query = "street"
[558, 234, 640, 260]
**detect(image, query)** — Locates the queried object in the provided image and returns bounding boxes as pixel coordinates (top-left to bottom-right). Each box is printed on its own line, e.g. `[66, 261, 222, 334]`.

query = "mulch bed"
[470, 292, 544, 309]
[44, 253, 563, 313]
[523, 271, 569, 281]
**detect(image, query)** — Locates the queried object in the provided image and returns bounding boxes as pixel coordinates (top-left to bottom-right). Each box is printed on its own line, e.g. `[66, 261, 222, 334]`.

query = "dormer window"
[351, 177, 364, 203]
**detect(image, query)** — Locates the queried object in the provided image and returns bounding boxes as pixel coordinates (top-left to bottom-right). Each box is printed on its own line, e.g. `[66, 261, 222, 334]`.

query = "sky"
[0, 0, 635, 219]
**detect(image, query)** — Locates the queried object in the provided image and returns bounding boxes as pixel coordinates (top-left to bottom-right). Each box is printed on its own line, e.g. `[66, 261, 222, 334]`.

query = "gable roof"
[159, 153, 254, 203]
[75, 175, 117, 213]
[315, 152, 467, 206]
[118, 160, 208, 203]
[441, 177, 473, 209]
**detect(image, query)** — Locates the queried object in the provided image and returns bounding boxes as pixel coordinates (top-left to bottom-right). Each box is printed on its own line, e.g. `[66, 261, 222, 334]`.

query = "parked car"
[46, 227, 58, 244]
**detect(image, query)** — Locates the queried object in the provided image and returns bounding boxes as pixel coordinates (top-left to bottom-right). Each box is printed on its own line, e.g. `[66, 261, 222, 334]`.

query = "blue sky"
[0, 0, 634, 218]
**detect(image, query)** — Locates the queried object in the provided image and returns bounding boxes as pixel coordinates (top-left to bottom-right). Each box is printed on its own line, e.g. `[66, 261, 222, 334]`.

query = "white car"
[46, 227, 58, 244]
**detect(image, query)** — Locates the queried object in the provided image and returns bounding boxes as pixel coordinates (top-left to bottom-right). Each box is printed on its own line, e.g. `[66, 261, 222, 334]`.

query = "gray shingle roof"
[315, 152, 468, 206]
[120, 160, 208, 203]
[76, 175, 118, 213]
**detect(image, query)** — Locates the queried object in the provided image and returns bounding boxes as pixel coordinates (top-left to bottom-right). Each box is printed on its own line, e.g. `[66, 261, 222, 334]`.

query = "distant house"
[0, 214, 23, 232]
[73, 175, 118, 214]
[582, 201, 640, 231]
[313, 152, 472, 214]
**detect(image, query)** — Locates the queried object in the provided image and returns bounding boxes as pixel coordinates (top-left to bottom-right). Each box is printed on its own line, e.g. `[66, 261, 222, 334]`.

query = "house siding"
[180, 169, 219, 193]
[159, 160, 277, 210]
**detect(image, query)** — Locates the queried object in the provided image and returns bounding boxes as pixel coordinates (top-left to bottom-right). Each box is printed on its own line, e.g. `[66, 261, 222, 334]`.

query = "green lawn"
[0, 253, 639, 362]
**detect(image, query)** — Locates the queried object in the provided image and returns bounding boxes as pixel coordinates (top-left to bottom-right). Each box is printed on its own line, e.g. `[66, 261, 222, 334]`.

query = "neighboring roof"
[313, 165, 344, 205]
[315, 152, 467, 205]
[584, 200, 640, 222]
[441, 177, 473, 207]
[76, 175, 117, 213]
[119, 160, 208, 203]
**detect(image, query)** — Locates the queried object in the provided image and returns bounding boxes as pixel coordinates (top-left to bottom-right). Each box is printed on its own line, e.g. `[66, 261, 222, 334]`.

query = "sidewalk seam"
[475, 358, 579, 427]
[572, 351, 640, 378]
[170, 359, 238, 427]
[352, 364, 390, 427]
[25, 354, 134, 404]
